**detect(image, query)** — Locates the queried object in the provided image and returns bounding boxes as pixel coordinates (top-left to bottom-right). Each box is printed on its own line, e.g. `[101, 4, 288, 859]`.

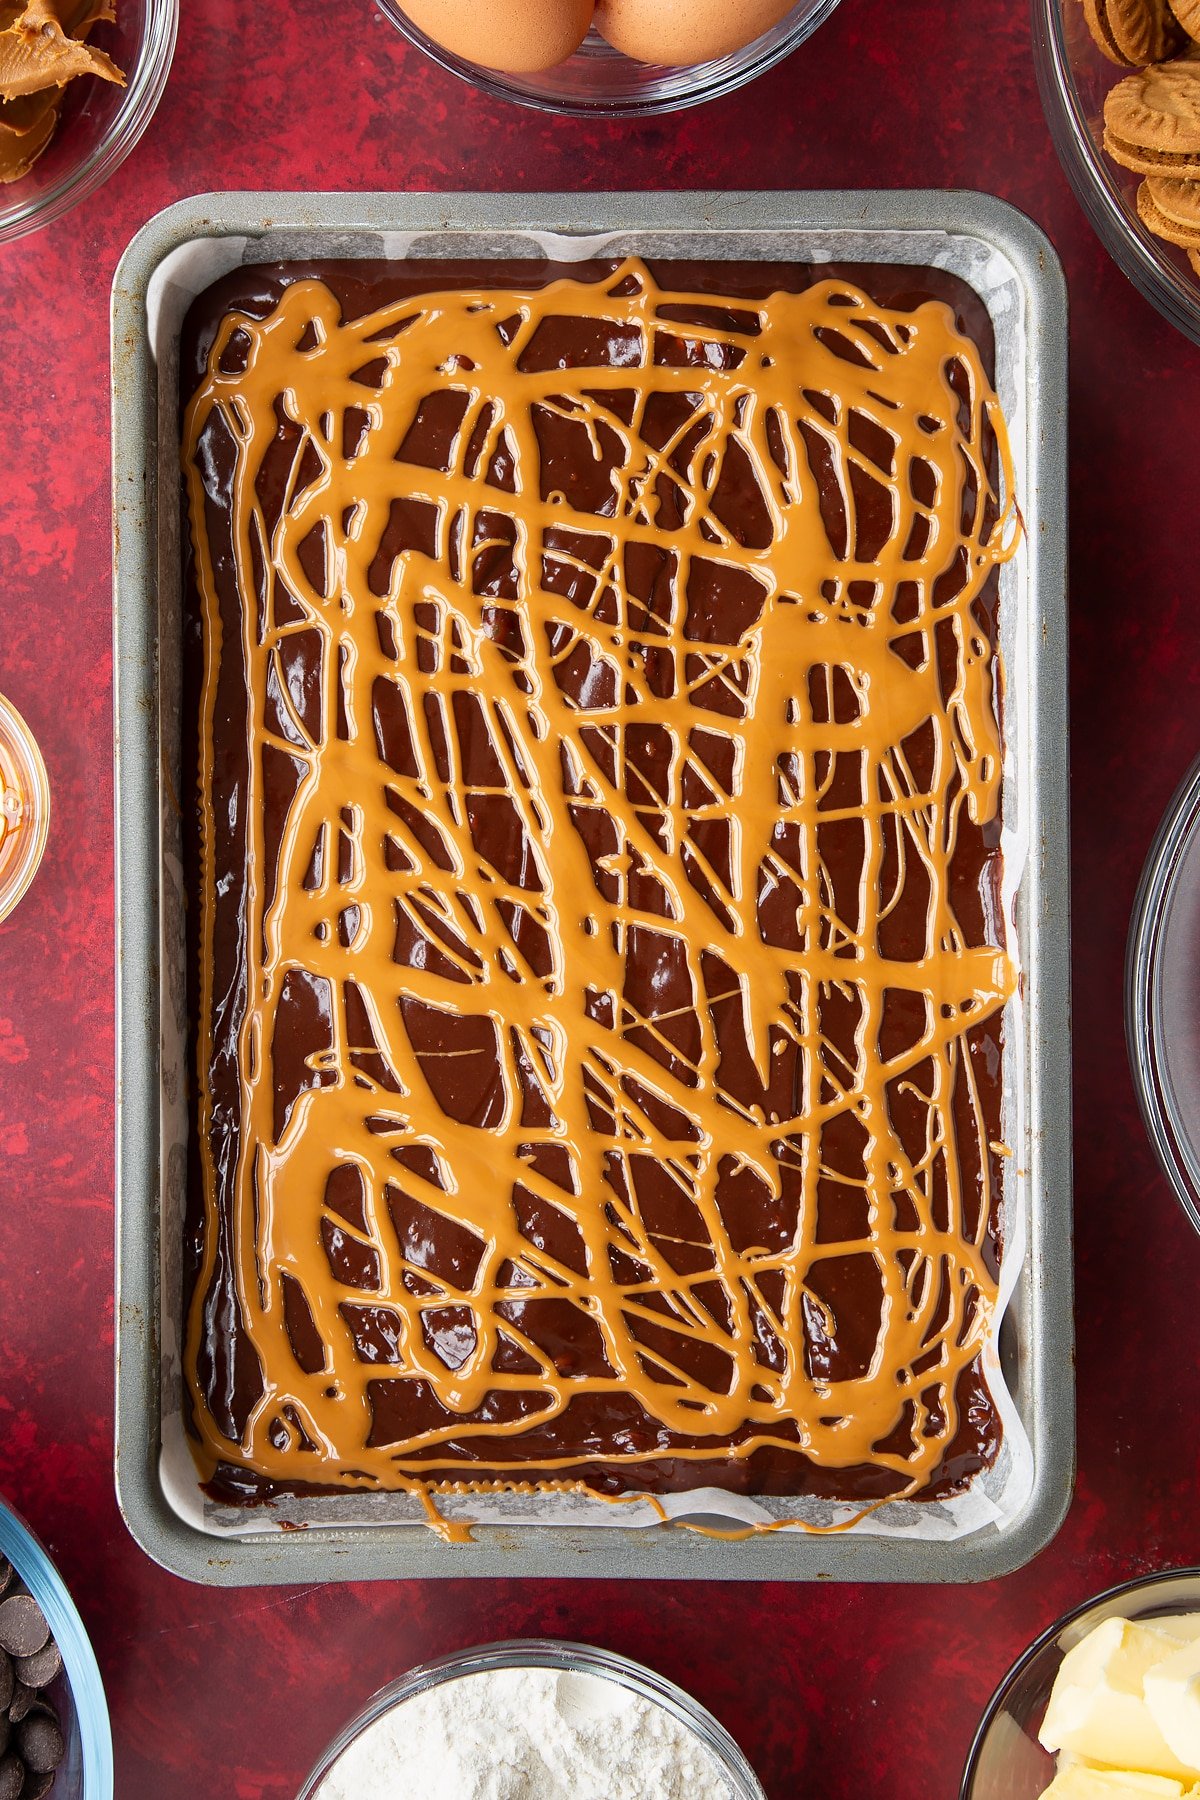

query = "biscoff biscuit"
[1167, 0, 1200, 39]
[1083, 0, 1183, 66]
[1137, 176, 1200, 241]
[1104, 124, 1200, 175]
[1145, 171, 1200, 223]
[1105, 59, 1200, 156]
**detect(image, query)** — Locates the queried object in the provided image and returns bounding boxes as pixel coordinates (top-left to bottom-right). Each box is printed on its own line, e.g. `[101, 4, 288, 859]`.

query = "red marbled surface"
[1, 2, 1199, 1795]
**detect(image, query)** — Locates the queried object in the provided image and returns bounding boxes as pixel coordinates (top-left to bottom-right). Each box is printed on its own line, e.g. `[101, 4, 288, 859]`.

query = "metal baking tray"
[112, 190, 1072, 1585]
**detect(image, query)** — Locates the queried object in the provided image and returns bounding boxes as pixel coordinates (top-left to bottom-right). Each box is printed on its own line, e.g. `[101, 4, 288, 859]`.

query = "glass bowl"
[297, 1639, 766, 1799]
[962, 1568, 1200, 1798]
[375, 1, 844, 116]
[0, 0, 178, 245]
[1032, 0, 1200, 346]
[0, 1494, 113, 1800]
[0, 691, 50, 924]
[1126, 753, 1200, 1234]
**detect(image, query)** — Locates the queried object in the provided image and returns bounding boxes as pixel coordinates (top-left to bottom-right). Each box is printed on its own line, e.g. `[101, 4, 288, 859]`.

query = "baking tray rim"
[112, 188, 1073, 1585]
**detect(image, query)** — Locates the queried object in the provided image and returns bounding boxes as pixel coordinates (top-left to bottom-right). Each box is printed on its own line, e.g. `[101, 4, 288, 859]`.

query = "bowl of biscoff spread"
[0, 0, 176, 243]
[297, 1641, 765, 1800]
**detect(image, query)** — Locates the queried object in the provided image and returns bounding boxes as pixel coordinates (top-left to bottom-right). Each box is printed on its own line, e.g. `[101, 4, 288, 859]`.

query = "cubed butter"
[1147, 1620, 1200, 1645]
[1039, 1620, 1200, 1780]
[1145, 1638, 1200, 1771]
[1042, 1769, 1196, 1797]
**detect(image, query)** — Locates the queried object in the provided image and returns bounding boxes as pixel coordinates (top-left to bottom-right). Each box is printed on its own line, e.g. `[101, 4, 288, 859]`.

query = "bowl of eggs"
[377, 0, 845, 115]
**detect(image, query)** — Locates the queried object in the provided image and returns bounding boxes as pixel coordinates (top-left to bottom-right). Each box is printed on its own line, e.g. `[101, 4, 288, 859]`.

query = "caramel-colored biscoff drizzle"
[182, 260, 1020, 1521]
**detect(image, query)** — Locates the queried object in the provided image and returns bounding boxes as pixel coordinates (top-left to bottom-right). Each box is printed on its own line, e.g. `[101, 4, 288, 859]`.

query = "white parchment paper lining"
[149, 221, 1036, 1545]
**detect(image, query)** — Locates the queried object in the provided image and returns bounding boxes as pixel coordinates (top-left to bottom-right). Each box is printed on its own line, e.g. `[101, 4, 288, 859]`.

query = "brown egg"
[594, 0, 796, 65]
[401, 0, 595, 74]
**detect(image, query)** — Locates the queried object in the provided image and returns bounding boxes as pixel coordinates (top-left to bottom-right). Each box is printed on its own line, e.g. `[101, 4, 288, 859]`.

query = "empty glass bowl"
[297, 1639, 766, 1798]
[0, 1494, 113, 1800]
[1032, 0, 1200, 346]
[961, 1568, 1200, 1799]
[375, 1, 844, 116]
[1127, 754, 1200, 1234]
[0, 0, 178, 244]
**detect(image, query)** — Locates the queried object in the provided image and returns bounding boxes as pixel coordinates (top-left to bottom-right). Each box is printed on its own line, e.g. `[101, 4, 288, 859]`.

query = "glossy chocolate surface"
[180, 257, 1011, 1510]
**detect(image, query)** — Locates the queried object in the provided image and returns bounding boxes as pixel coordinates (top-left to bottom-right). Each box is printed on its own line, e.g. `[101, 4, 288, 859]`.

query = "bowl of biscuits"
[1034, 0, 1200, 344]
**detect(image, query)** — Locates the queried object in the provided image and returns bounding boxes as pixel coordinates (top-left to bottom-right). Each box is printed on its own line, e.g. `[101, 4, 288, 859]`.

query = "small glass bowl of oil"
[0, 693, 50, 923]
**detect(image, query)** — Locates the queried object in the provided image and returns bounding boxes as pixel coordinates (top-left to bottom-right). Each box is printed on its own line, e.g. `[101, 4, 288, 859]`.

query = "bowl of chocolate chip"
[0, 1496, 111, 1799]
[0, 0, 177, 244]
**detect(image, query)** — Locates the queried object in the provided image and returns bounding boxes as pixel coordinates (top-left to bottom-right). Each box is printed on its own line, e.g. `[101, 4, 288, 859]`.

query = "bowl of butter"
[962, 1570, 1200, 1799]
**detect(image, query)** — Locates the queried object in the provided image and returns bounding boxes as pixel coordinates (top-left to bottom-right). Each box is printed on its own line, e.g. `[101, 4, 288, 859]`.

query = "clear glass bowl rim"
[0, 1495, 114, 1800]
[374, 0, 844, 118]
[0, 0, 179, 245]
[296, 1637, 766, 1798]
[1031, 0, 1200, 347]
[960, 1564, 1200, 1795]
[1126, 752, 1200, 1233]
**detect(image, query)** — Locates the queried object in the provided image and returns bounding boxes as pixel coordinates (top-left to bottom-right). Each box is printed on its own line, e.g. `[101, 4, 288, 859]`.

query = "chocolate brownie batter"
[180, 256, 1017, 1520]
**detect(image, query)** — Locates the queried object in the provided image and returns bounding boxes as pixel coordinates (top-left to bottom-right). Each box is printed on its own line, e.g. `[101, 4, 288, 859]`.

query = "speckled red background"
[1, 2, 1199, 1795]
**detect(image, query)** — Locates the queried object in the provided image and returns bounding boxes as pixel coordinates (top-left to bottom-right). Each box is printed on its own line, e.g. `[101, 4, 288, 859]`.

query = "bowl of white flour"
[297, 1639, 766, 1800]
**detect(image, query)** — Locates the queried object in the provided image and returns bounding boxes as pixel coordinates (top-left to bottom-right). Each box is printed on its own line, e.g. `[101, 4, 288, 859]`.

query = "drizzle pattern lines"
[183, 260, 1020, 1505]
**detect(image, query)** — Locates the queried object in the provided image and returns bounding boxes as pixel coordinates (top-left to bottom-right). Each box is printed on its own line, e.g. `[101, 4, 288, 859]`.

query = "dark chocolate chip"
[0, 1713, 7, 1758]
[12, 1646, 57, 1692]
[0, 1750, 22, 1800]
[0, 1597, 47, 1661]
[16, 1711, 62, 1775]
[0, 1657, 10, 1714]
[0, 1564, 11, 1600]
[24, 1774, 55, 1800]
[7, 1683, 33, 1724]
